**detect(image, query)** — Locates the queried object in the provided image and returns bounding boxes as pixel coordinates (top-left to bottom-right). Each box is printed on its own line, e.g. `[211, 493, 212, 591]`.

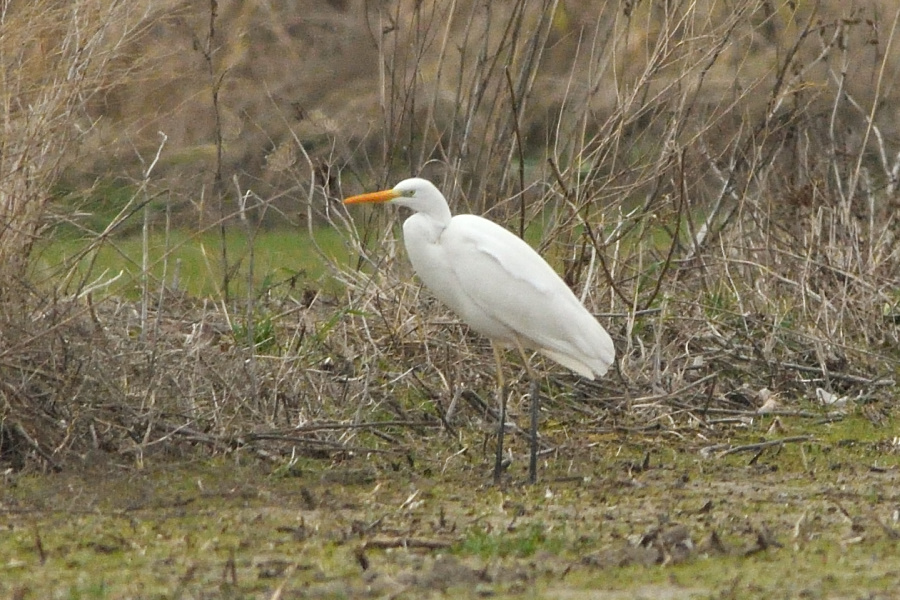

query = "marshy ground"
[3, 1, 900, 598]
[3, 410, 898, 599]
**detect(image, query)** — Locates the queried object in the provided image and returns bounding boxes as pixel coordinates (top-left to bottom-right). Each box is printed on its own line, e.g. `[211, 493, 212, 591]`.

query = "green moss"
[2, 415, 899, 599]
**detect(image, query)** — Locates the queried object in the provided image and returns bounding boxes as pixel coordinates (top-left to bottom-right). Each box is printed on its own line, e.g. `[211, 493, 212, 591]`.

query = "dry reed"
[1, 0, 897, 472]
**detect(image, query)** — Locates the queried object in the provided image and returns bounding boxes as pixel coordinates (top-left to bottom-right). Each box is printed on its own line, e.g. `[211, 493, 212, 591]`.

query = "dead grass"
[1, 0, 898, 473]
[0, 0, 152, 276]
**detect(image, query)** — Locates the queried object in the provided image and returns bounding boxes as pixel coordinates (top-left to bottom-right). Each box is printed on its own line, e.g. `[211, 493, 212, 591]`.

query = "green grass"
[30, 225, 351, 299]
[29, 202, 633, 304]
[3, 412, 899, 599]
[459, 522, 565, 559]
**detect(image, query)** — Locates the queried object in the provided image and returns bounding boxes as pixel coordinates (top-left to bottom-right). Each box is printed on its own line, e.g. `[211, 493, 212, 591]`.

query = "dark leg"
[514, 341, 540, 485]
[492, 343, 507, 485]
[528, 377, 540, 485]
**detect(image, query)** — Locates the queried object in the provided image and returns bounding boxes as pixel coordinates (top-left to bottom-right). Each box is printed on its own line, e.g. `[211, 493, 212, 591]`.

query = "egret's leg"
[492, 343, 507, 485]
[514, 341, 540, 485]
[527, 378, 540, 484]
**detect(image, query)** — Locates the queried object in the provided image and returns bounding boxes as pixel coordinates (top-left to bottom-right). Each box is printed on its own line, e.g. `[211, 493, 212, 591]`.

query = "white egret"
[344, 178, 615, 484]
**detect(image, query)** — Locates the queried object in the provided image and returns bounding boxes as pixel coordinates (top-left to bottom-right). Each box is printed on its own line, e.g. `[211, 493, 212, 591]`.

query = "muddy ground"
[1, 410, 898, 599]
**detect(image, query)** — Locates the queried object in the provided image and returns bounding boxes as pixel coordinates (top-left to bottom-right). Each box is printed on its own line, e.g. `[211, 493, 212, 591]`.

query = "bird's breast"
[401, 215, 520, 343]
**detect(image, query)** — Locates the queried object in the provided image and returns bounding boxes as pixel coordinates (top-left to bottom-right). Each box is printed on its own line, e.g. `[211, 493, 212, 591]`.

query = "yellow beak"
[343, 189, 400, 205]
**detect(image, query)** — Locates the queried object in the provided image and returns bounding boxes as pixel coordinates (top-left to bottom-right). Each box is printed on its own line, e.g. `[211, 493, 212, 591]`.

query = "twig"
[714, 436, 812, 458]
[268, 561, 298, 600]
[363, 537, 455, 550]
[727, 353, 894, 386]
[286, 420, 438, 433]
[621, 373, 720, 407]
[640, 148, 686, 311]
[237, 433, 403, 455]
[504, 66, 526, 239]
[698, 407, 846, 420]
[10, 422, 62, 472]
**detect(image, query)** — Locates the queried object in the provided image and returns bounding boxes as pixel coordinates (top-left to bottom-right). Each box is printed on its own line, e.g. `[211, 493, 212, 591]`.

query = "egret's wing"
[441, 215, 614, 377]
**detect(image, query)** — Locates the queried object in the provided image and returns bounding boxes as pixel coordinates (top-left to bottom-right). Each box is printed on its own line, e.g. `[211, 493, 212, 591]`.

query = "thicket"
[1, 0, 897, 472]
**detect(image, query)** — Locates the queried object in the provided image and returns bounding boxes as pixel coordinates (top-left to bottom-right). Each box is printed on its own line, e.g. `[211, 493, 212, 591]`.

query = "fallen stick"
[363, 537, 456, 550]
[713, 435, 812, 458]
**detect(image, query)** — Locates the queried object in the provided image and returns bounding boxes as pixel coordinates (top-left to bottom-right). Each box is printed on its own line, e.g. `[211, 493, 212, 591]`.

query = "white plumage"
[344, 177, 615, 482]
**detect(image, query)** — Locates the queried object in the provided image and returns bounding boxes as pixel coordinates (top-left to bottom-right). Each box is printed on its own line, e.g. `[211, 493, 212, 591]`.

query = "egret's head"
[344, 178, 451, 222]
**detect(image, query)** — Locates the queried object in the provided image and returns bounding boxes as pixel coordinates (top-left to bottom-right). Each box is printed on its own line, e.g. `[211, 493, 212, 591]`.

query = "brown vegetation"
[1, 0, 898, 472]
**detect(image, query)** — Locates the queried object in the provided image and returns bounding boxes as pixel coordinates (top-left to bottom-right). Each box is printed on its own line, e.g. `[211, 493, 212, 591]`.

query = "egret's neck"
[394, 197, 452, 226]
[402, 211, 448, 247]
